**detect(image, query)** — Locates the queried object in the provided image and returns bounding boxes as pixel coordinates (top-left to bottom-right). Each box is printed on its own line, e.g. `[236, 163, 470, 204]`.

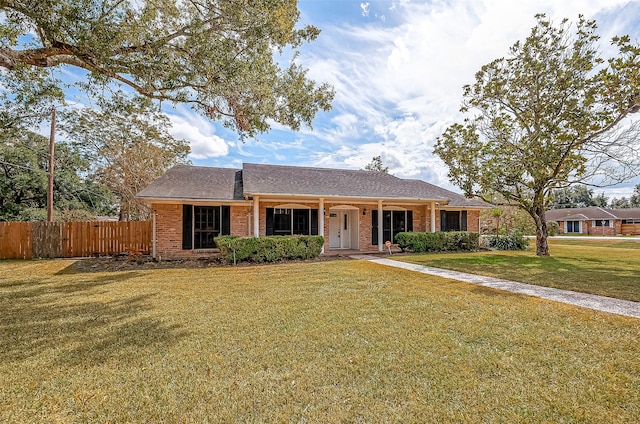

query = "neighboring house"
[545, 207, 640, 236]
[136, 163, 490, 259]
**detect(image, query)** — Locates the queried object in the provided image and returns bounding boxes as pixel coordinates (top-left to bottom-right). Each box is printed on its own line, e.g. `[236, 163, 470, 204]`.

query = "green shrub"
[395, 231, 479, 253]
[548, 221, 559, 236]
[215, 235, 324, 264]
[481, 234, 530, 250]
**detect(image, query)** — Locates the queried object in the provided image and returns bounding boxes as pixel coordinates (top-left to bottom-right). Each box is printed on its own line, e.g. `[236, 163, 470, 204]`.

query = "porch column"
[253, 196, 260, 237]
[378, 199, 383, 252]
[430, 201, 436, 233]
[152, 211, 157, 259]
[319, 198, 325, 254]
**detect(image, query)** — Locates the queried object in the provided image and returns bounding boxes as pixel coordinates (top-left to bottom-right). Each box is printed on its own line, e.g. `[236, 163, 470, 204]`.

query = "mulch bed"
[66, 252, 358, 273]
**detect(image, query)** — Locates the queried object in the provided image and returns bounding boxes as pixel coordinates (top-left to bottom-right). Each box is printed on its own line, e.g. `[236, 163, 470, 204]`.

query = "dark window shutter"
[221, 206, 231, 235]
[440, 210, 446, 232]
[407, 210, 413, 232]
[182, 204, 193, 249]
[372, 210, 378, 245]
[266, 208, 274, 236]
[461, 210, 468, 231]
[383, 211, 392, 243]
[311, 209, 319, 235]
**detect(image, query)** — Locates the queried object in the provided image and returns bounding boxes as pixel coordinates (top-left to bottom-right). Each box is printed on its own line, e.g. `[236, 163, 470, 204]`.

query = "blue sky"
[62, 1, 640, 198]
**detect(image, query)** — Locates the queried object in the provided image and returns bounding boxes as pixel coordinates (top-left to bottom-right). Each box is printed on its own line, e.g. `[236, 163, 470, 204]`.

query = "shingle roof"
[136, 163, 491, 207]
[403, 179, 489, 208]
[242, 163, 453, 200]
[545, 207, 640, 221]
[612, 208, 640, 219]
[136, 165, 243, 201]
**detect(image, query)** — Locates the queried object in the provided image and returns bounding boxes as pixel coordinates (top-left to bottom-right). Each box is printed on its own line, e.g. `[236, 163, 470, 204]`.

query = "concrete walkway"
[351, 255, 640, 319]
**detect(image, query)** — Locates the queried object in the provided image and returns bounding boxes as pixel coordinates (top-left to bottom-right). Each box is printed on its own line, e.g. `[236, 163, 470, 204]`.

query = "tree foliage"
[0, 0, 334, 137]
[550, 185, 597, 209]
[435, 15, 640, 256]
[62, 93, 190, 221]
[363, 155, 389, 173]
[609, 184, 640, 208]
[0, 130, 114, 220]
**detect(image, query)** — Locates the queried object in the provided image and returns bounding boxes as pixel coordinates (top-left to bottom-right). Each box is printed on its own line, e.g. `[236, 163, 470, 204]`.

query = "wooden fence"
[621, 223, 640, 236]
[0, 221, 152, 260]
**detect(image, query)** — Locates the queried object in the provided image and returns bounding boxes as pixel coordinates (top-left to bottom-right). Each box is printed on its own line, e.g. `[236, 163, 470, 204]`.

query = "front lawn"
[0, 258, 638, 423]
[395, 238, 640, 302]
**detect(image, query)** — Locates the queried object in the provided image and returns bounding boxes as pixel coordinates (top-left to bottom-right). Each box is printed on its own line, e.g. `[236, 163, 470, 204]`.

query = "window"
[371, 209, 413, 244]
[182, 205, 230, 249]
[440, 210, 468, 232]
[594, 220, 610, 227]
[566, 220, 580, 233]
[266, 208, 319, 236]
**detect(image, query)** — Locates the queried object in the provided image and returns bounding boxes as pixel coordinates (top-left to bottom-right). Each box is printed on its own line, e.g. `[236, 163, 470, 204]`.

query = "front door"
[329, 211, 351, 249]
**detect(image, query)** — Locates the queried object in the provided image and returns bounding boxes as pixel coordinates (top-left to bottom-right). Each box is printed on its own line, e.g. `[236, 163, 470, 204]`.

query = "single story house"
[545, 207, 640, 236]
[136, 163, 490, 259]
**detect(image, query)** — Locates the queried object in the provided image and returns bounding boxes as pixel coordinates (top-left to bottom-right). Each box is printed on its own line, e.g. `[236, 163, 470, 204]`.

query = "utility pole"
[47, 107, 56, 222]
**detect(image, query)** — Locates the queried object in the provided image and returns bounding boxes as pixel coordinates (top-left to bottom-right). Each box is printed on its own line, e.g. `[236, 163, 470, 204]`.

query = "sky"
[67, 1, 640, 199]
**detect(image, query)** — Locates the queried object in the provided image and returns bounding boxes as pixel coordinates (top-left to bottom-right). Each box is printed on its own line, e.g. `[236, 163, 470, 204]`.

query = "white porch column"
[253, 196, 260, 237]
[378, 199, 383, 252]
[431, 201, 436, 233]
[319, 198, 325, 253]
[152, 211, 157, 259]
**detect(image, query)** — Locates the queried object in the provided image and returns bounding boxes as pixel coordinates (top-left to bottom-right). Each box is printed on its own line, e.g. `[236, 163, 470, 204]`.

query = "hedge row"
[481, 234, 529, 251]
[214, 235, 324, 264]
[395, 231, 480, 253]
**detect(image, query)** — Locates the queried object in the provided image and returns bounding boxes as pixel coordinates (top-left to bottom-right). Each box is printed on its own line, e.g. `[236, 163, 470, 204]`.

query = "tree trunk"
[533, 206, 549, 256]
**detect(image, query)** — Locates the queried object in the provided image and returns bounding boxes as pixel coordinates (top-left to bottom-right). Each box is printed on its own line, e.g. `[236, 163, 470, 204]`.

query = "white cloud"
[166, 107, 229, 160]
[299, 0, 638, 194]
[361, 2, 370, 17]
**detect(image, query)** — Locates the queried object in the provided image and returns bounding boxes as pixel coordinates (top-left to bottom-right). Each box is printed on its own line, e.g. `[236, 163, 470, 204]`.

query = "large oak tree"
[0, 0, 334, 137]
[435, 15, 640, 256]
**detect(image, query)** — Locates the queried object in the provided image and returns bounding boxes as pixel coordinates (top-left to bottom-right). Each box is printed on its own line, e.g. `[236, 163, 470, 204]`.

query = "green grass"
[395, 238, 640, 302]
[0, 258, 639, 423]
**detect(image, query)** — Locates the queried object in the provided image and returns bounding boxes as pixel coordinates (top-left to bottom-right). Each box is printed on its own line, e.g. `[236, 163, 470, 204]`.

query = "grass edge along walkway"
[352, 255, 640, 319]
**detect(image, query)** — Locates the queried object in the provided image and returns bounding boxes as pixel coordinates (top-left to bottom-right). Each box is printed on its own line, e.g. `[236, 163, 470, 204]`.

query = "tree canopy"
[0, 130, 114, 220]
[62, 93, 190, 221]
[363, 155, 389, 173]
[550, 185, 598, 209]
[0, 0, 334, 137]
[435, 14, 640, 255]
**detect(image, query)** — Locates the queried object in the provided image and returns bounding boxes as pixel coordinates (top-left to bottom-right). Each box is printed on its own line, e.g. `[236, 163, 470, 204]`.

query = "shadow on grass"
[0, 275, 187, 365]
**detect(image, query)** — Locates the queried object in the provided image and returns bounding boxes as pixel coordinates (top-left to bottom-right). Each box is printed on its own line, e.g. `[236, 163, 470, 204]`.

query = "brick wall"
[466, 210, 480, 232]
[153, 203, 252, 260]
[153, 203, 186, 259]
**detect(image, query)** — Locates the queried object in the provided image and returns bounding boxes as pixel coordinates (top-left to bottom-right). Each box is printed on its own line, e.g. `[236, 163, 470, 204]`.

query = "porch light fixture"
[363, 208, 367, 215]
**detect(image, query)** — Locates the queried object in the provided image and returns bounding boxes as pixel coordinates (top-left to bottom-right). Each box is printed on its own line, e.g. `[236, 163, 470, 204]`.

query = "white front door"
[329, 211, 351, 249]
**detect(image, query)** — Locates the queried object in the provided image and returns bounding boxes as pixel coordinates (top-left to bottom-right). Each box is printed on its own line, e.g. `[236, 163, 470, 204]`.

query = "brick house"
[546, 207, 640, 236]
[136, 163, 490, 259]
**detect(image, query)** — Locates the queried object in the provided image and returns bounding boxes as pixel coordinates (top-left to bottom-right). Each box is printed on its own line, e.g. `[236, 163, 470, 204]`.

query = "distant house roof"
[611, 208, 640, 219]
[545, 207, 640, 221]
[137, 163, 490, 207]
